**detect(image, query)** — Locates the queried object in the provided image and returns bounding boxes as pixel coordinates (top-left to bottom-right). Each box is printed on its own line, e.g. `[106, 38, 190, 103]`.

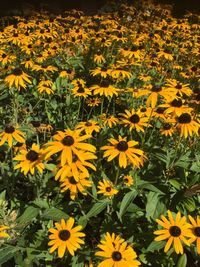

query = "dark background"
[0, 0, 199, 16]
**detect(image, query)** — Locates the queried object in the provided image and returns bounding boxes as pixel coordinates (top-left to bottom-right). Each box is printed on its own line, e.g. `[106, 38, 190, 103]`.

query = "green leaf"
[176, 253, 187, 267]
[182, 198, 195, 212]
[146, 192, 166, 220]
[139, 183, 164, 194]
[118, 189, 138, 221]
[17, 206, 39, 224]
[146, 240, 165, 252]
[44, 163, 56, 171]
[169, 179, 181, 190]
[0, 245, 20, 265]
[42, 207, 69, 221]
[32, 198, 49, 209]
[86, 200, 110, 219]
[78, 215, 88, 229]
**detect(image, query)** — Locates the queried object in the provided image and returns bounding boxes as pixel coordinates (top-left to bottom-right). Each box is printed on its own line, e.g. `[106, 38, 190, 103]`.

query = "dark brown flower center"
[151, 86, 162, 92]
[2, 54, 6, 58]
[163, 123, 171, 130]
[69, 176, 78, 185]
[106, 186, 111, 192]
[31, 121, 41, 127]
[140, 108, 147, 112]
[175, 84, 182, 90]
[116, 141, 128, 151]
[58, 230, 71, 241]
[169, 226, 181, 237]
[124, 178, 129, 183]
[26, 150, 39, 162]
[194, 227, 200, 237]
[62, 136, 75, 146]
[77, 86, 85, 93]
[178, 113, 191, 124]
[129, 114, 140, 123]
[13, 68, 23, 76]
[85, 122, 92, 127]
[156, 107, 165, 114]
[112, 251, 122, 261]
[171, 99, 182, 107]
[5, 125, 15, 133]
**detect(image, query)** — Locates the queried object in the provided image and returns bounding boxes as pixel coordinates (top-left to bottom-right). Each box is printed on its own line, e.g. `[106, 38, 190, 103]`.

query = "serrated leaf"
[17, 206, 39, 224]
[118, 189, 138, 221]
[86, 200, 110, 219]
[42, 207, 69, 221]
[176, 253, 187, 267]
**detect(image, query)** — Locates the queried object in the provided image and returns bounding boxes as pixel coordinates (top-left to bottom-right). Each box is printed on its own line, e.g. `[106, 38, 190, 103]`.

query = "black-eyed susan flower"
[188, 215, 200, 254]
[14, 143, 44, 175]
[95, 232, 141, 267]
[0, 225, 10, 239]
[97, 179, 118, 197]
[176, 113, 199, 138]
[123, 175, 134, 186]
[76, 120, 101, 135]
[101, 136, 144, 168]
[86, 97, 101, 107]
[37, 80, 54, 94]
[110, 68, 132, 79]
[72, 84, 92, 98]
[60, 173, 92, 200]
[48, 218, 85, 258]
[0, 126, 25, 148]
[90, 67, 111, 78]
[154, 210, 193, 254]
[94, 51, 106, 64]
[164, 79, 192, 97]
[137, 84, 171, 108]
[55, 151, 96, 181]
[4, 68, 32, 89]
[44, 129, 96, 166]
[119, 109, 149, 132]
[100, 114, 119, 128]
[160, 122, 175, 137]
[90, 81, 119, 98]
[159, 97, 193, 117]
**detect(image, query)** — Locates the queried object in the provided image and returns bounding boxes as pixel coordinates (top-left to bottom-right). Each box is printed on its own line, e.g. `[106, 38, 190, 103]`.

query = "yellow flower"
[154, 210, 193, 254]
[14, 144, 45, 175]
[119, 109, 149, 132]
[4, 68, 32, 89]
[176, 113, 199, 138]
[48, 218, 85, 257]
[188, 215, 200, 254]
[44, 129, 96, 166]
[90, 81, 119, 98]
[123, 175, 134, 186]
[101, 136, 144, 168]
[95, 232, 141, 267]
[55, 151, 96, 181]
[76, 120, 101, 135]
[37, 80, 54, 94]
[0, 225, 10, 239]
[59, 173, 92, 200]
[0, 126, 25, 148]
[97, 179, 118, 197]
